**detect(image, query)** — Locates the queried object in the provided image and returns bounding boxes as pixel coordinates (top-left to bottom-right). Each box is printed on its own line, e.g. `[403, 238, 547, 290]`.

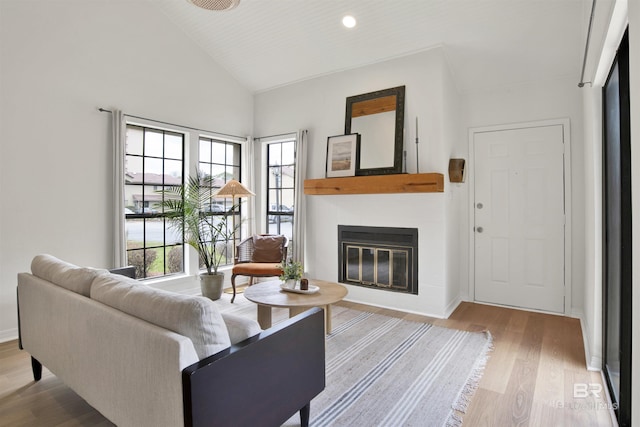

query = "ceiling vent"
[187, 0, 240, 11]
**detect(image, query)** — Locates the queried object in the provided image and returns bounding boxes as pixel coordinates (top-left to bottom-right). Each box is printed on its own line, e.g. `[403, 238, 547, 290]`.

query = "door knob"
[477, 202, 483, 209]
[477, 226, 484, 233]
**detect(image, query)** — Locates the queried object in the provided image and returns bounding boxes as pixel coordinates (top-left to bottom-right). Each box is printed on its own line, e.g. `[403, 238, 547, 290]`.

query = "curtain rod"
[578, 0, 597, 88]
[254, 131, 299, 142]
[98, 107, 246, 140]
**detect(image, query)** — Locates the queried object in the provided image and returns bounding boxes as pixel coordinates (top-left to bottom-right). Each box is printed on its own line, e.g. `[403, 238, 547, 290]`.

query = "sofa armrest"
[221, 312, 262, 344]
[183, 307, 326, 427]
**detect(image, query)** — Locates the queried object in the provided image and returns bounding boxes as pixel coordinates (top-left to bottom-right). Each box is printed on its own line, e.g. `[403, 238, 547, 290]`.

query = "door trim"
[467, 118, 572, 315]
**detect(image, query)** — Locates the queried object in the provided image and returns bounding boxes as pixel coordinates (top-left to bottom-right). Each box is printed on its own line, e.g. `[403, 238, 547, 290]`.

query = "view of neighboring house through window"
[123, 124, 244, 280]
[199, 136, 242, 267]
[124, 125, 184, 279]
[266, 139, 295, 246]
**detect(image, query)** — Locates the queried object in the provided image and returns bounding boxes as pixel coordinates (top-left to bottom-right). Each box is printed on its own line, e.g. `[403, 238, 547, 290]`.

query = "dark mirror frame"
[345, 86, 405, 176]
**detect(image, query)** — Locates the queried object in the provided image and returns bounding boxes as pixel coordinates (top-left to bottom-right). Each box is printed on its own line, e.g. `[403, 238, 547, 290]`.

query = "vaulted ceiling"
[151, 0, 602, 94]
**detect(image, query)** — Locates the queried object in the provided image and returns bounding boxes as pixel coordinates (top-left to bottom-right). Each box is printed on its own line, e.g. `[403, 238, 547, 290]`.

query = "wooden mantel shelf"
[303, 173, 444, 195]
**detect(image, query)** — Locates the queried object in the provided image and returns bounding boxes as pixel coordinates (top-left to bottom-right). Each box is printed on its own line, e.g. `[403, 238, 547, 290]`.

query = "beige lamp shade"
[216, 179, 255, 198]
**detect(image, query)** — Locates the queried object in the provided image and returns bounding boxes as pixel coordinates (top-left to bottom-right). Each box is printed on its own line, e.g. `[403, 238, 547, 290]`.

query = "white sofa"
[17, 255, 325, 427]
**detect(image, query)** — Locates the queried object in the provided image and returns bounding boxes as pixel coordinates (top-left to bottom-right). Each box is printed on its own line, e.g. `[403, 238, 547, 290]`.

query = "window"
[124, 125, 184, 279]
[266, 139, 295, 243]
[199, 136, 242, 266]
[118, 116, 248, 282]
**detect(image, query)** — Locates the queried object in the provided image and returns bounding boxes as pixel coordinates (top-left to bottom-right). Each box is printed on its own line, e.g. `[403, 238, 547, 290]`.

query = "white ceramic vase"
[284, 279, 298, 289]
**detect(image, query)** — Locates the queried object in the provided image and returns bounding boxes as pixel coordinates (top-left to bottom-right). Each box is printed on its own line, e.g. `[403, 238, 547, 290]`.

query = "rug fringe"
[446, 330, 494, 426]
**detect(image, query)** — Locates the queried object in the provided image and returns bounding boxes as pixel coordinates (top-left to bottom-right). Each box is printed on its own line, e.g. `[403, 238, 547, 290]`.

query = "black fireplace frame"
[338, 225, 418, 295]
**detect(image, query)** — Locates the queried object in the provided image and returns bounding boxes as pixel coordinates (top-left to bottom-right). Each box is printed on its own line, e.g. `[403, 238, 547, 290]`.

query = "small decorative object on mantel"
[278, 259, 303, 289]
[448, 158, 466, 183]
[415, 116, 420, 174]
[326, 133, 360, 178]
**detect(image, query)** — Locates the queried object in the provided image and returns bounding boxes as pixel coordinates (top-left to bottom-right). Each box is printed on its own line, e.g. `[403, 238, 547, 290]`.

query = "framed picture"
[325, 133, 360, 178]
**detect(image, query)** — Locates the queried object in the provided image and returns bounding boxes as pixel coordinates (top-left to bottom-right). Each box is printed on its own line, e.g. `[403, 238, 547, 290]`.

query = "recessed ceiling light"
[187, 0, 240, 11]
[342, 15, 357, 29]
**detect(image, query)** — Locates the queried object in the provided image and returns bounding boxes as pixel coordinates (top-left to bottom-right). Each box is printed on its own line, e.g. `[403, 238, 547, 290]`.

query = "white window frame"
[115, 115, 249, 291]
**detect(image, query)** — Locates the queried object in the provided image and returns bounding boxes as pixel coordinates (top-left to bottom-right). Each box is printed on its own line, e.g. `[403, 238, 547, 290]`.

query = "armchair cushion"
[252, 235, 285, 262]
[232, 263, 282, 276]
[221, 312, 262, 344]
[91, 274, 231, 359]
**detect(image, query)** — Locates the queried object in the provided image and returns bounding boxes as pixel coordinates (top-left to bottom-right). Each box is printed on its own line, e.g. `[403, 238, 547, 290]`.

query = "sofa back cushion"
[91, 274, 231, 359]
[31, 254, 107, 297]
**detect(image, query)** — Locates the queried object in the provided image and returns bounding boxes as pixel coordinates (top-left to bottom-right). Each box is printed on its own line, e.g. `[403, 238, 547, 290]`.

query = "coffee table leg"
[257, 304, 272, 329]
[289, 306, 332, 334]
[289, 306, 307, 318]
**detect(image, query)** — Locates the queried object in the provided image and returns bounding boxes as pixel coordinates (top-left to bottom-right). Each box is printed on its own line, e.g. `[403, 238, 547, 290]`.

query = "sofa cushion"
[252, 235, 285, 263]
[91, 274, 231, 359]
[221, 312, 262, 344]
[31, 254, 107, 297]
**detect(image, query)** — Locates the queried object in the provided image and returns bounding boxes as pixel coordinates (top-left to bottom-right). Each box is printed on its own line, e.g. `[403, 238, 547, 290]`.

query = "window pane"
[229, 143, 241, 166]
[199, 139, 211, 163]
[226, 165, 239, 181]
[266, 140, 296, 245]
[145, 249, 161, 278]
[126, 219, 143, 249]
[268, 189, 281, 209]
[145, 129, 164, 157]
[125, 155, 143, 177]
[165, 220, 181, 245]
[165, 132, 183, 160]
[127, 249, 145, 279]
[123, 123, 186, 279]
[211, 142, 226, 163]
[165, 159, 182, 183]
[197, 138, 242, 272]
[268, 166, 281, 188]
[126, 126, 143, 155]
[268, 143, 281, 165]
[281, 189, 294, 209]
[281, 166, 295, 189]
[167, 245, 183, 274]
[210, 164, 226, 182]
[145, 157, 163, 176]
[281, 141, 295, 165]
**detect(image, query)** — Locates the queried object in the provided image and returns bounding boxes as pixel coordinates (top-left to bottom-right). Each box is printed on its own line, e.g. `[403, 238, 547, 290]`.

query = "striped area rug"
[214, 296, 491, 426]
[282, 306, 492, 427]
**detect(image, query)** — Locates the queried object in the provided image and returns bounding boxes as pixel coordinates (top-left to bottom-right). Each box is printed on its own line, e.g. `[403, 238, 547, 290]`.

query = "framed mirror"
[345, 85, 405, 176]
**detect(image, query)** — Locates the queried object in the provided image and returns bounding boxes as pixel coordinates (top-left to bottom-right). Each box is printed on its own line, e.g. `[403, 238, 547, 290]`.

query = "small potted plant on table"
[279, 259, 303, 289]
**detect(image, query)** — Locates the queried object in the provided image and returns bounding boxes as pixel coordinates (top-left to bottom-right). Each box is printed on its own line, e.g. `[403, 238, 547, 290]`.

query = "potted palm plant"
[162, 170, 237, 300]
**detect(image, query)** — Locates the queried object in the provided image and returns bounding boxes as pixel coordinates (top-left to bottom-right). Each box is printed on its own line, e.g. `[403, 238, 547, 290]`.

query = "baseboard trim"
[573, 308, 602, 371]
[0, 328, 18, 344]
[444, 298, 462, 319]
[342, 297, 446, 319]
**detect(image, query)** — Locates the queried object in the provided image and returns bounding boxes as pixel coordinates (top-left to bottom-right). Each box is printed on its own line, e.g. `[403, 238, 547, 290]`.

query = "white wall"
[0, 0, 253, 340]
[254, 49, 462, 317]
[463, 78, 586, 316]
[442, 58, 466, 313]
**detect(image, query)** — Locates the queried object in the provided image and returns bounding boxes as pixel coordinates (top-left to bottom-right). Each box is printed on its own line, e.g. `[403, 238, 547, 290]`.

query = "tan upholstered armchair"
[230, 234, 288, 303]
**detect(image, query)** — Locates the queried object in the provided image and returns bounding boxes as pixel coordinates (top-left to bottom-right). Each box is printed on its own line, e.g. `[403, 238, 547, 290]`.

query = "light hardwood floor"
[0, 298, 615, 427]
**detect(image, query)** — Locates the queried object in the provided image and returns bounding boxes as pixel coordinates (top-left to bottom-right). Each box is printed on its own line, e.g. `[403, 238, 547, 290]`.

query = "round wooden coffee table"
[243, 279, 348, 334]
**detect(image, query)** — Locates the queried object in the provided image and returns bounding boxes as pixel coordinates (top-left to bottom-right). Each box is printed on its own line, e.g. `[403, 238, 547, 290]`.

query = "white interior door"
[474, 125, 565, 313]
